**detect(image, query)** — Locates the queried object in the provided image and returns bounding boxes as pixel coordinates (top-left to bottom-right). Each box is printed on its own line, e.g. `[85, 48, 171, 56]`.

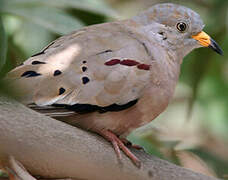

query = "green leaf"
[0, 16, 7, 72]
[14, 21, 54, 56]
[1, 6, 84, 35]
[190, 149, 228, 179]
[0, 0, 119, 19]
[45, 0, 118, 18]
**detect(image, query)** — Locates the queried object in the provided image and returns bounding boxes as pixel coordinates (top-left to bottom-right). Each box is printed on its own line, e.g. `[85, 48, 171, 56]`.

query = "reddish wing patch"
[137, 64, 150, 70]
[120, 59, 140, 66]
[105, 58, 150, 71]
[105, 59, 121, 66]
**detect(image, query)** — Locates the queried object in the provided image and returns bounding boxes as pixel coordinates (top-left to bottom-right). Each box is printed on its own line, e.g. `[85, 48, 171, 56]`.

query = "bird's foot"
[120, 138, 143, 150]
[97, 129, 141, 168]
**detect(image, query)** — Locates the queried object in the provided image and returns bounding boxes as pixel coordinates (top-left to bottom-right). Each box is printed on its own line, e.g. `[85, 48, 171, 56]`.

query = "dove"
[6, 3, 223, 167]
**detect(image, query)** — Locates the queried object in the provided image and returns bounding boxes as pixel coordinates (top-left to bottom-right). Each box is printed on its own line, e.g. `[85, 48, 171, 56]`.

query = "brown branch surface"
[0, 96, 220, 180]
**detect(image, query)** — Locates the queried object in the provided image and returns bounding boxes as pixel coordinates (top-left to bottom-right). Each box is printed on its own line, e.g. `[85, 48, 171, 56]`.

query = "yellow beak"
[192, 31, 223, 55]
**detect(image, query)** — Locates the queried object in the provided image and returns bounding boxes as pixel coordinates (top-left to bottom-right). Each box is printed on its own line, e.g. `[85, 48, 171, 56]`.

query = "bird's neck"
[122, 19, 182, 80]
[129, 16, 191, 64]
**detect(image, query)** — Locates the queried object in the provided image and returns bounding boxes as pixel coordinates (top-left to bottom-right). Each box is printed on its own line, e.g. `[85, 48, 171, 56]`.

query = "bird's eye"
[176, 22, 188, 32]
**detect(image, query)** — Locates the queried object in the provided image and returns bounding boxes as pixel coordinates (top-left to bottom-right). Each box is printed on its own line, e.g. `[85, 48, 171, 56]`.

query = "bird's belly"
[61, 85, 174, 137]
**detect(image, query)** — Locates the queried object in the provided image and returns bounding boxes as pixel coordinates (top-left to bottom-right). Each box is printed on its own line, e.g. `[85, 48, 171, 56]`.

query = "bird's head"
[134, 3, 223, 58]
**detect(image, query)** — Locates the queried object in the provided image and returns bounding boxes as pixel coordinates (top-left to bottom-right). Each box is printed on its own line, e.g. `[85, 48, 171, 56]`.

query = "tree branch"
[0, 96, 220, 180]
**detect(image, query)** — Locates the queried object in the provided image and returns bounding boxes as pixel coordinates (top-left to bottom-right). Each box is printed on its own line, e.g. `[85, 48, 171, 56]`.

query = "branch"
[0, 95, 220, 180]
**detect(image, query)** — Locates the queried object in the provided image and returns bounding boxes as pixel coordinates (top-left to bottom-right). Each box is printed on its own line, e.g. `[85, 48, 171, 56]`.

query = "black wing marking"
[53, 99, 138, 114]
[29, 99, 138, 117]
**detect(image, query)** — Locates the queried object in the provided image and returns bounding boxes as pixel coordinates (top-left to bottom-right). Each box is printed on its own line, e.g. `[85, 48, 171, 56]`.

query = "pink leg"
[98, 130, 141, 168]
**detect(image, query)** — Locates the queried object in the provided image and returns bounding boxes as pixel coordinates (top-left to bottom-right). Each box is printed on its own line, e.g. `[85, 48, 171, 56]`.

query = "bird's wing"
[6, 21, 153, 116]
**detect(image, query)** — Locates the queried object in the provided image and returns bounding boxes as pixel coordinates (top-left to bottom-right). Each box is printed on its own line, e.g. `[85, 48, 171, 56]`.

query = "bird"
[5, 3, 223, 168]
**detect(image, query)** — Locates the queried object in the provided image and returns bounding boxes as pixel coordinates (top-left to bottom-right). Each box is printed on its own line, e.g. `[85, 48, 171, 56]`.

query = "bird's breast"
[59, 62, 180, 137]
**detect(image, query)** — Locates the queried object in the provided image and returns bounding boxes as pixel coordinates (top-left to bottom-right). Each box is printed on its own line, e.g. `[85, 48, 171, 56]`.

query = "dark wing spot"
[53, 99, 138, 114]
[82, 76, 90, 84]
[32, 61, 46, 65]
[98, 99, 138, 113]
[21, 71, 41, 78]
[104, 49, 112, 53]
[96, 49, 113, 55]
[59, 87, 65, 95]
[63, 104, 99, 114]
[54, 70, 62, 76]
[82, 66, 87, 72]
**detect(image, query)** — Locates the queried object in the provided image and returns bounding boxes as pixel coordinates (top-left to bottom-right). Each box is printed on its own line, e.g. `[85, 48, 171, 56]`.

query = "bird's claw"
[98, 130, 141, 168]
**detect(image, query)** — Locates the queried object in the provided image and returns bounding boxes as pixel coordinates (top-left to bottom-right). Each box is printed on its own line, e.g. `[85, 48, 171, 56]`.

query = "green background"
[0, 0, 227, 178]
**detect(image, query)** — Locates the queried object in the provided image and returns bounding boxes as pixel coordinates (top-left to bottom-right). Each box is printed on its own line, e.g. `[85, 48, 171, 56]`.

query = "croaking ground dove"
[6, 3, 223, 167]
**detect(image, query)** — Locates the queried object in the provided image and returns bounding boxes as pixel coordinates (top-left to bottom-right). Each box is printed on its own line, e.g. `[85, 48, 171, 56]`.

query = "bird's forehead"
[146, 3, 204, 29]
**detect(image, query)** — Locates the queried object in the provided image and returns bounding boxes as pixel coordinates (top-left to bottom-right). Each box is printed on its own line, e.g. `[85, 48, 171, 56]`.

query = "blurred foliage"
[0, 17, 7, 71]
[0, 170, 7, 178]
[0, 0, 227, 179]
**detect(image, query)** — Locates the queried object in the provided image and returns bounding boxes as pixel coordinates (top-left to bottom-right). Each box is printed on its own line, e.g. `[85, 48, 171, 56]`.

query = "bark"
[0, 96, 220, 180]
